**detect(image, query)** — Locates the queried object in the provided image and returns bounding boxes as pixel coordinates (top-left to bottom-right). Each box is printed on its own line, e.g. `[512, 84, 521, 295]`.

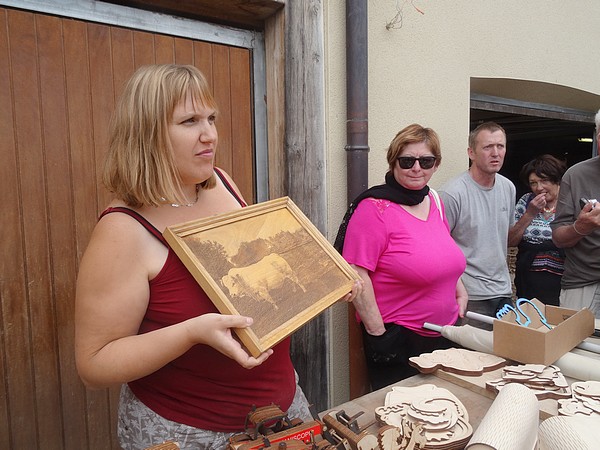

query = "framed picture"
[164, 197, 358, 357]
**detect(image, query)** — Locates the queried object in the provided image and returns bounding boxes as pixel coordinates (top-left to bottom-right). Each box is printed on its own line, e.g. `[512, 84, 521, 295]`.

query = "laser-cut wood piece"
[486, 364, 571, 400]
[164, 197, 359, 357]
[558, 381, 600, 417]
[144, 442, 180, 450]
[377, 425, 401, 450]
[375, 384, 472, 449]
[409, 348, 506, 376]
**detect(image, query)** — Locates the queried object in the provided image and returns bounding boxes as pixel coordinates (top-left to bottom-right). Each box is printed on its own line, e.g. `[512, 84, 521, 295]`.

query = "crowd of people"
[74, 63, 600, 448]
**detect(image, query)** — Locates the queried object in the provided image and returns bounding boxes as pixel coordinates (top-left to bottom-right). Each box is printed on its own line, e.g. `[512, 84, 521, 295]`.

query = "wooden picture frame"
[163, 197, 358, 357]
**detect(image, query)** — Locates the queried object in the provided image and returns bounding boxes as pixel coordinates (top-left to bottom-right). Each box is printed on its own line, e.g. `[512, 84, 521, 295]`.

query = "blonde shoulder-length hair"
[103, 64, 218, 208]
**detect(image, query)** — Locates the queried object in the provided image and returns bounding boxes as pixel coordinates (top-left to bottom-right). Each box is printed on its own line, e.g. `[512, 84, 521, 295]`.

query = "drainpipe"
[346, 0, 369, 202]
[346, 0, 370, 399]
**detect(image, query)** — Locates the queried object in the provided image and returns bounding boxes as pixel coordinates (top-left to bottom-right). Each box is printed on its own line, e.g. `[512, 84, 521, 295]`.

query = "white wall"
[325, 0, 600, 406]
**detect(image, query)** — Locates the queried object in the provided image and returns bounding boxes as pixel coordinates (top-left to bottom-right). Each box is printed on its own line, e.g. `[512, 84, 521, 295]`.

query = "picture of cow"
[220, 253, 307, 310]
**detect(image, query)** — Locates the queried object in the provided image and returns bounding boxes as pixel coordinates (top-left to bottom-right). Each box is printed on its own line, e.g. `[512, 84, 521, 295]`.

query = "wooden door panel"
[155, 33, 175, 63]
[212, 43, 234, 176]
[133, 30, 155, 66]
[174, 35, 194, 64]
[0, 6, 255, 448]
[5, 10, 49, 449]
[230, 46, 254, 200]
[0, 12, 12, 445]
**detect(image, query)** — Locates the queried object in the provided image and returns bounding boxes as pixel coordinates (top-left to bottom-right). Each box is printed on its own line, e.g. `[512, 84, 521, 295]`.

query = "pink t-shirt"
[343, 195, 466, 336]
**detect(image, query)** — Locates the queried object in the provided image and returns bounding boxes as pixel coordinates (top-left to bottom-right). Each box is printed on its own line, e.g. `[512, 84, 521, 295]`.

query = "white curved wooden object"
[465, 383, 538, 450]
[538, 416, 600, 450]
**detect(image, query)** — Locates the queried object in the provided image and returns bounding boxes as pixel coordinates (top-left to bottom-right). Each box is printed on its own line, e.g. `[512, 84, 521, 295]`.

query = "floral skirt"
[117, 374, 312, 450]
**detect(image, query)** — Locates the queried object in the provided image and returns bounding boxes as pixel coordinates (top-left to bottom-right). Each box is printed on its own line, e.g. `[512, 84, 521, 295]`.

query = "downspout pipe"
[346, 0, 370, 399]
[345, 0, 369, 203]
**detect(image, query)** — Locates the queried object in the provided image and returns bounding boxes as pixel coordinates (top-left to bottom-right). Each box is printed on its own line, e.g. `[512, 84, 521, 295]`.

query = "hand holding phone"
[580, 197, 598, 209]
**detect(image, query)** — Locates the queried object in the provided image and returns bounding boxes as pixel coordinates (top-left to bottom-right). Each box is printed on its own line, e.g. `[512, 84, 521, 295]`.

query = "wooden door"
[0, 6, 254, 449]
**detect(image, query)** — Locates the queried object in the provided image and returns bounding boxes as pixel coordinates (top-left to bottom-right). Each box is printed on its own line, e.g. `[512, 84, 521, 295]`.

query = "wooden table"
[322, 336, 600, 435]
[320, 372, 495, 434]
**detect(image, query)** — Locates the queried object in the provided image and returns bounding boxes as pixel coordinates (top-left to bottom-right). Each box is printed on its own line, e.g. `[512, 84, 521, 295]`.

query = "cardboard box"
[493, 299, 594, 365]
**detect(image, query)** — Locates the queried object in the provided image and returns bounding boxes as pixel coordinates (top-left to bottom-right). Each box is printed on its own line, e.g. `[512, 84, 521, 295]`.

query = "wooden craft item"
[144, 442, 180, 450]
[377, 425, 401, 450]
[486, 364, 571, 400]
[409, 348, 506, 376]
[436, 323, 600, 382]
[164, 197, 358, 357]
[384, 384, 470, 422]
[465, 383, 538, 450]
[375, 384, 472, 449]
[322, 410, 378, 450]
[538, 416, 600, 450]
[557, 381, 600, 417]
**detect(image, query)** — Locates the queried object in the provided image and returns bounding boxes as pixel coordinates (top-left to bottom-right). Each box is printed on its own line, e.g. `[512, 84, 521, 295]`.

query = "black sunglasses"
[397, 156, 437, 169]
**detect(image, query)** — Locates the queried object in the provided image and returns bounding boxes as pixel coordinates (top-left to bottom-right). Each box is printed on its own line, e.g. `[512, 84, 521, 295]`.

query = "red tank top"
[100, 171, 295, 431]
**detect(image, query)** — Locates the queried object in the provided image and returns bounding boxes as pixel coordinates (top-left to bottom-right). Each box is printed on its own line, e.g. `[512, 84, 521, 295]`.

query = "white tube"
[465, 311, 495, 325]
[576, 341, 600, 354]
[553, 351, 600, 382]
[422, 322, 443, 332]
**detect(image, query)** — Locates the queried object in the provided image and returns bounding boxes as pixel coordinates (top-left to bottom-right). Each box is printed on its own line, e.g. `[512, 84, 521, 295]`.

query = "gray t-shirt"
[550, 156, 600, 288]
[440, 171, 516, 300]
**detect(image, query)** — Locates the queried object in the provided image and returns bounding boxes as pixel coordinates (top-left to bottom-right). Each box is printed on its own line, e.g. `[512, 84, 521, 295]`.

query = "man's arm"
[553, 202, 600, 248]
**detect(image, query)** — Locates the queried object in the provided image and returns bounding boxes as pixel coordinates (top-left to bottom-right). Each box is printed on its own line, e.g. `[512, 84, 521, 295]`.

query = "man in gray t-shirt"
[551, 108, 600, 318]
[440, 122, 516, 329]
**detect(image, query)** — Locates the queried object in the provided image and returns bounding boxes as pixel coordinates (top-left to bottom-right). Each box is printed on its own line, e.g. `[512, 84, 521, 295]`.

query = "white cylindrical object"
[440, 324, 494, 353]
[465, 311, 495, 325]
[422, 322, 443, 333]
[539, 416, 600, 450]
[553, 351, 600, 382]
[577, 340, 600, 354]
[465, 383, 538, 450]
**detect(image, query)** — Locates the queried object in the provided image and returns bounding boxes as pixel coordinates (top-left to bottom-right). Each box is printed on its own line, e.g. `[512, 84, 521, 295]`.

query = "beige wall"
[324, 0, 600, 406]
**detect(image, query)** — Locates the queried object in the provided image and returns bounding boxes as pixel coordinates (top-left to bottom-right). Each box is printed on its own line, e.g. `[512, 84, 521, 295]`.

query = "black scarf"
[333, 172, 429, 252]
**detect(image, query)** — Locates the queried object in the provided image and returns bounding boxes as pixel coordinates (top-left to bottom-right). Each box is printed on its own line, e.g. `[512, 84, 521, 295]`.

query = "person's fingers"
[218, 314, 254, 329]
[235, 348, 273, 369]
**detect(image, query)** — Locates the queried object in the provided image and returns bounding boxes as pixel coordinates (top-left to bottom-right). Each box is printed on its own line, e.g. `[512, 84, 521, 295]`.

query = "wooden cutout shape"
[384, 384, 470, 422]
[572, 381, 600, 398]
[164, 197, 358, 357]
[409, 348, 506, 376]
[144, 442, 180, 450]
[375, 385, 473, 449]
[486, 364, 571, 400]
[558, 381, 600, 417]
[377, 425, 401, 450]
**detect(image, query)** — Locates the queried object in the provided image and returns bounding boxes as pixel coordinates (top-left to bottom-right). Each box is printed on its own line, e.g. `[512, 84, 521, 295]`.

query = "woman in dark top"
[508, 154, 567, 306]
[75, 64, 361, 449]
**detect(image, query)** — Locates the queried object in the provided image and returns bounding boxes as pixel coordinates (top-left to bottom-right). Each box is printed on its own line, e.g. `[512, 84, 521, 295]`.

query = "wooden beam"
[104, 0, 284, 29]
[265, 7, 286, 199]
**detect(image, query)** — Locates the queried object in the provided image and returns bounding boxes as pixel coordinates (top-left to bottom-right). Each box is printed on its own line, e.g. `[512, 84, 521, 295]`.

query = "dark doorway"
[470, 96, 596, 199]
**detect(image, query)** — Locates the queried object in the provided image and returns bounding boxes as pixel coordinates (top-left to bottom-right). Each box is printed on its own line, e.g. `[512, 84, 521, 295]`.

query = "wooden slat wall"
[0, 7, 254, 449]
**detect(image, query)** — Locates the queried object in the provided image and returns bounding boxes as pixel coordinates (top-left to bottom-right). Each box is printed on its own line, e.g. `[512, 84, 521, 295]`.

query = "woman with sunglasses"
[336, 123, 467, 390]
[508, 154, 566, 306]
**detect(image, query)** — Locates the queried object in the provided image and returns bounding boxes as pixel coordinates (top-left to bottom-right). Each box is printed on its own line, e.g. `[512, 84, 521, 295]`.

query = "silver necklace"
[169, 184, 200, 208]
